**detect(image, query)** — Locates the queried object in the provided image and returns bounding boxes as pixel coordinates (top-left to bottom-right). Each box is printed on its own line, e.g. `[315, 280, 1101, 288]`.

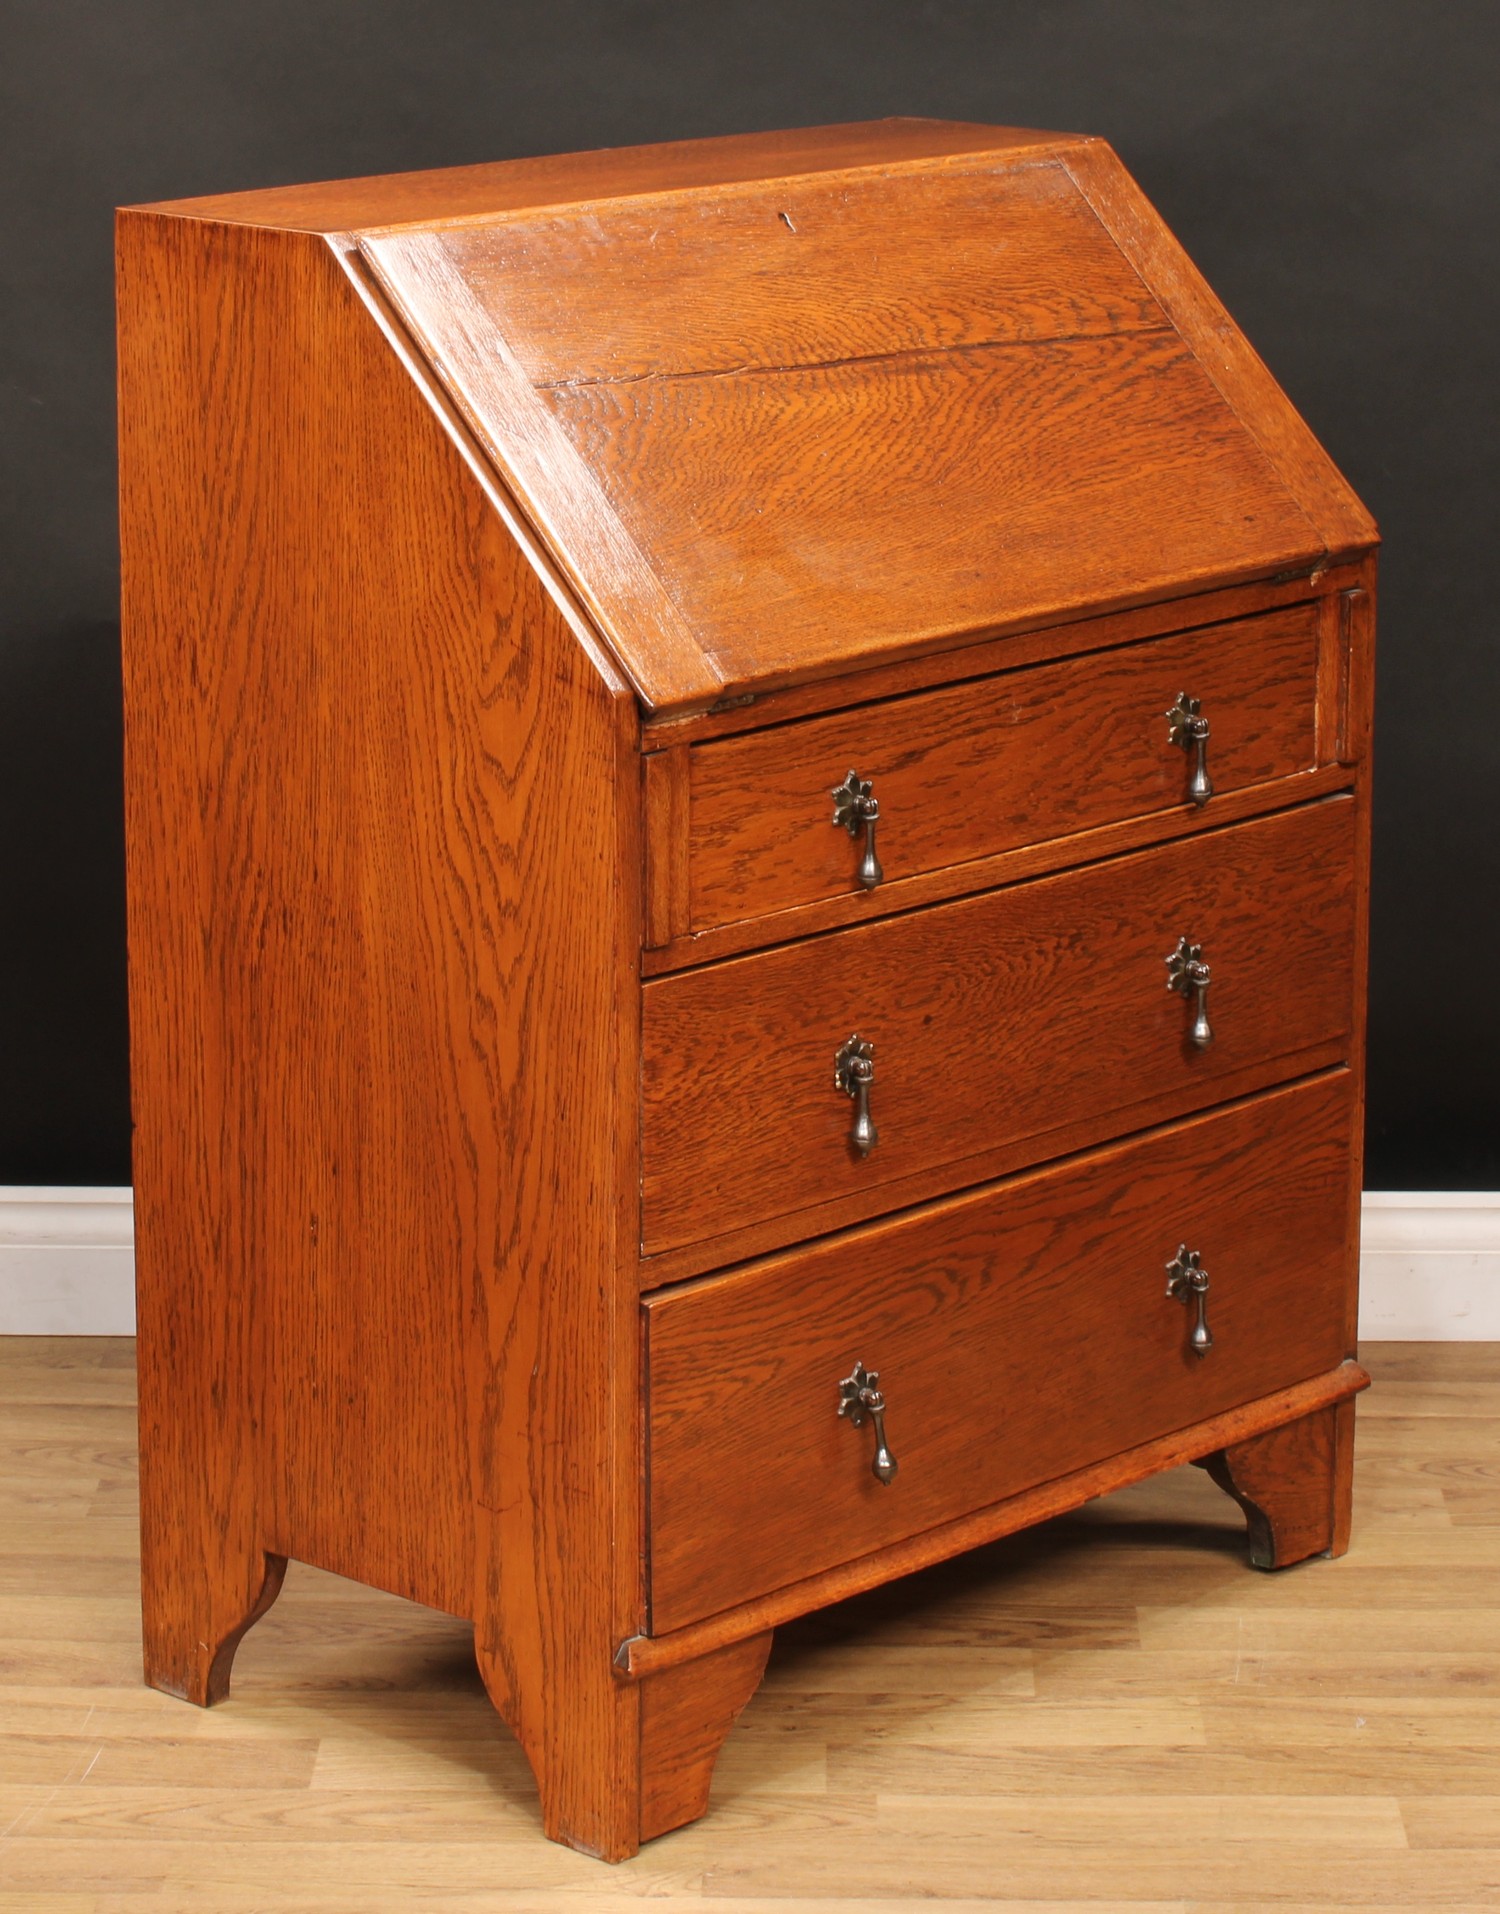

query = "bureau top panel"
[147, 120, 1375, 714]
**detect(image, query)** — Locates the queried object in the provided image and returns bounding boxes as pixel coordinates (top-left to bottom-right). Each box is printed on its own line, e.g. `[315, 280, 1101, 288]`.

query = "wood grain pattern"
[417, 159, 1168, 387]
[357, 228, 721, 712]
[645, 761, 1354, 981]
[641, 746, 691, 949]
[120, 209, 651, 1859]
[622, 1353, 1369, 1679]
[641, 566, 1363, 750]
[119, 123, 1377, 1863]
[1339, 582, 1376, 765]
[544, 326, 1323, 696]
[684, 601, 1320, 931]
[344, 129, 1368, 715]
[636, 1633, 773, 1843]
[17, 1337, 1490, 1907]
[132, 123, 1375, 720]
[638, 1043, 1350, 1291]
[1204, 1399, 1354, 1568]
[119, 213, 481, 1668]
[1062, 140, 1378, 562]
[1339, 556, 1378, 1355]
[134, 117, 1068, 232]
[462, 514, 646, 1860]
[642, 798, 1356, 1256]
[645, 1071, 1357, 1632]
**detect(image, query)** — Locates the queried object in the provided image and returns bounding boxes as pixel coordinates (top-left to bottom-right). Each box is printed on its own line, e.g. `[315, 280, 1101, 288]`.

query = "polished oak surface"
[118, 208, 650, 1858]
[119, 121, 1377, 1860]
[682, 600, 1321, 933]
[138, 117, 1055, 232]
[132, 120, 1376, 718]
[362, 166, 1327, 709]
[642, 799, 1355, 1257]
[454, 159, 1166, 384]
[646, 1073, 1356, 1631]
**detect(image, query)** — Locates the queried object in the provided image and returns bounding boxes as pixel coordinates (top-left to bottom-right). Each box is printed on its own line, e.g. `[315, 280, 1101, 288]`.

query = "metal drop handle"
[1165, 693, 1213, 806]
[835, 1034, 878, 1156]
[838, 1361, 898, 1483]
[832, 768, 883, 889]
[1165, 936, 1213, 1048]
[1166, 1246, 1213, 1356]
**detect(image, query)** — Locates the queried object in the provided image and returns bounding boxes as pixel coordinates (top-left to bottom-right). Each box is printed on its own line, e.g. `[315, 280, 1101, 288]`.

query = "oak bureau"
[117, 118, 1377, 1859]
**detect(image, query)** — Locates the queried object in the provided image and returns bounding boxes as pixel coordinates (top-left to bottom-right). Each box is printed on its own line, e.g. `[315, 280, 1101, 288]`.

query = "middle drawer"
[641, 797, 1354, 1258]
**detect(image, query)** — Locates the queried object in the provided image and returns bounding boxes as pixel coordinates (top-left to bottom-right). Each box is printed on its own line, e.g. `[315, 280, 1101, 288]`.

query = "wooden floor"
[2, 1341, 1498, 1910]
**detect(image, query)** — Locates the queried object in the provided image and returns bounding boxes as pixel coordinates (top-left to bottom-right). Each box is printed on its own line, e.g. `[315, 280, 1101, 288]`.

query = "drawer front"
[642, 798, 1354, 1257]
[646, 1070, 1355, 1633]
[685, 603, 1319, 933]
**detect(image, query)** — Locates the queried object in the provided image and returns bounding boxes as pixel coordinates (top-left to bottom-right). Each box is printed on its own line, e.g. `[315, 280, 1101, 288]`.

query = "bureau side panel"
[1342, 557, 1377, 1355]
[119, 212, 534, 1618]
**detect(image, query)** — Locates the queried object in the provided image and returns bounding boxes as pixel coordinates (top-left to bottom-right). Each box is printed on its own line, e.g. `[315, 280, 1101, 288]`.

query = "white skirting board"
[1357, 1191, 1500, 1338]
[0, 1187, 1497, 1339]
[0, 1188, 137, 1336]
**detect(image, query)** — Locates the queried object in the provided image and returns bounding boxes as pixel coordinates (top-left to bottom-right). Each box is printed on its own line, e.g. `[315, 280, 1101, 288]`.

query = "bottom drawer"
[645, 1071, 1355, 1634]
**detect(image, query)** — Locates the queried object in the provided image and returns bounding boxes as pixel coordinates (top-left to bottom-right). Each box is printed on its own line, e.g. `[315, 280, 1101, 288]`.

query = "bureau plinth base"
[1202, 1397, 1356, 1569]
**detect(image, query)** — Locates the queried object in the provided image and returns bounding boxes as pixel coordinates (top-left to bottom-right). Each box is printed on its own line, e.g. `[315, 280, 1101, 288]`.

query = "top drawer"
[671, 602, 1319, 937]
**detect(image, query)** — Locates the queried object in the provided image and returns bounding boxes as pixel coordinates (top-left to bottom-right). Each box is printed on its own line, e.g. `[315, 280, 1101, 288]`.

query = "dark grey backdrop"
[3, 0, 1496, 1187]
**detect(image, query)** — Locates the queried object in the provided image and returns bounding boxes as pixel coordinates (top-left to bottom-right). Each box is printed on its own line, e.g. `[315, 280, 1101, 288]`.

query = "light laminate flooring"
[2, 1338, 1498, 1911]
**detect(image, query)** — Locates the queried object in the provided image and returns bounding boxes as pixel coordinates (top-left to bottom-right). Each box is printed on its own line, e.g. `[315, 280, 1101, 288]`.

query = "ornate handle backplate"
[838, 1360, 898, 1483]
[1165, 692, 1213, 806]
[835, 1034, 878, 1156]
[1165, 935, 1214, 1048]
[1165, 1245, 1213, 1356]
[832, 768, 883, 889]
